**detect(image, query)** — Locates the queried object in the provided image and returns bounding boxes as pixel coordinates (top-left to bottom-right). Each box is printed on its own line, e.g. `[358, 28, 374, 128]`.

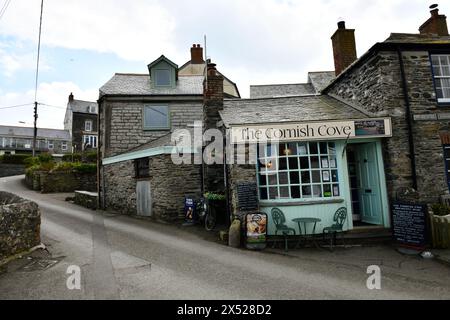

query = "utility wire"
[34, 0, 44, 102]
[38, 103, 66, 109]
[0, 0, 11, 21]
[0, 103, 34, 110]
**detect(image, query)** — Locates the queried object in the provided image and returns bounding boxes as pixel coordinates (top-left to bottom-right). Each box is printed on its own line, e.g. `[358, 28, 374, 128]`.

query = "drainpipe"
[397, 48, 418, 191]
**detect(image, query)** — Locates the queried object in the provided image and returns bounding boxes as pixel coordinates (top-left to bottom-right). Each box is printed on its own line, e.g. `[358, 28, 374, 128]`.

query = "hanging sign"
[231, 118, 392, 144]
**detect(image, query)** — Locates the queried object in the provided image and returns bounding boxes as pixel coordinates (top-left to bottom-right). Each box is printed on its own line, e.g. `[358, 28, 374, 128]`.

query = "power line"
[0, 103, 34, 110]
[38, 103, 66, 109]
[0, 0, 11, 21]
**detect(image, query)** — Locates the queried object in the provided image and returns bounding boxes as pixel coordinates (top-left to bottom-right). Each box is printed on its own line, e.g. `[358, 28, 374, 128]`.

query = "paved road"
[1, 175, 449, 300]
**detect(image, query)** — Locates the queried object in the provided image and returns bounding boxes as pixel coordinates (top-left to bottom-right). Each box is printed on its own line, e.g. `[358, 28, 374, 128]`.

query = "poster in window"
[333, 186, 340, 197]
[298, 145, 307, 155]
[321, 158, 329, 168]
[322, 171, 330, 182]
[330, 159, 337, 168]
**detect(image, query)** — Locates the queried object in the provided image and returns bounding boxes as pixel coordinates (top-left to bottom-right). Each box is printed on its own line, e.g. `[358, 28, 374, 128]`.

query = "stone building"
[98, 45, 239, 221]
[64, 93, 98, 152]
[214, 5, 450, 236]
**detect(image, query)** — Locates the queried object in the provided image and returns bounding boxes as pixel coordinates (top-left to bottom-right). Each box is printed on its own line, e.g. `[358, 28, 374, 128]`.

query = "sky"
[0, 0, 447, 129]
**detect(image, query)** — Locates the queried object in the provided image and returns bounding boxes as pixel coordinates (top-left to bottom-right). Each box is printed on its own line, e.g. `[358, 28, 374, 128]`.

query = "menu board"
[392, 202, 428, 248]
[237, 183, 259, 211]
[184, 197, 196, 223]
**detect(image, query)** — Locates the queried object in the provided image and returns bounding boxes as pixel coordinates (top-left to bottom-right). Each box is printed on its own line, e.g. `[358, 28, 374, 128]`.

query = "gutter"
[397, 47, 418, 191]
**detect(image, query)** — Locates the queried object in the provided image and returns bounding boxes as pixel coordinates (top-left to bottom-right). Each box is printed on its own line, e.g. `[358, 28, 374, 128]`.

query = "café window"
[431, 54, 450, 103]
[258, 142, 340, 201]
[143, 105, 170, 130]
[134, 158, 150, 178]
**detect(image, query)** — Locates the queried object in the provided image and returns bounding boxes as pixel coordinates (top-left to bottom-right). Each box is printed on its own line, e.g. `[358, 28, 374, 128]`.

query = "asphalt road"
[1, 175, 449, 300]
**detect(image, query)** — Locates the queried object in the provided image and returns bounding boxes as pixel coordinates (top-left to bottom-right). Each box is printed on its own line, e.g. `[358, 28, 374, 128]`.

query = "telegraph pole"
[32, 102, 38, 157]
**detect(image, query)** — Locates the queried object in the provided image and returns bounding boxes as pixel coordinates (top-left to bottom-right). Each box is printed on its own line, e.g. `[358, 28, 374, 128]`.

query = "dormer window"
[148, 55, 178, 89]
[155, 69, 171, 87]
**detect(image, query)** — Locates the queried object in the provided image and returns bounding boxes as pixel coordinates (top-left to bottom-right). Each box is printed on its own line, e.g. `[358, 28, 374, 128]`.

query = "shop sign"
[231, 118, 392, 144]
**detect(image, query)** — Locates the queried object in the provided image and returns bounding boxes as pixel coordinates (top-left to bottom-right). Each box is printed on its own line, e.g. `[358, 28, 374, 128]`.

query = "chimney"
[419, 4, 449, 36]
[191, 44, 204, 64]
[69, 92, 74, 102]
[331, 21, 357, 76]
[202, 62, 224, 194]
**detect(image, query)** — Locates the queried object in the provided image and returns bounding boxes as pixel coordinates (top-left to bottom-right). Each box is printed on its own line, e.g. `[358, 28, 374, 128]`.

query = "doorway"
[347, 142, 384, 226]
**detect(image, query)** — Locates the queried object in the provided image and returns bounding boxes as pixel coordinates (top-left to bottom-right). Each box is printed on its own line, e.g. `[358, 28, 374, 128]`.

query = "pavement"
[1, 175, 450, 300]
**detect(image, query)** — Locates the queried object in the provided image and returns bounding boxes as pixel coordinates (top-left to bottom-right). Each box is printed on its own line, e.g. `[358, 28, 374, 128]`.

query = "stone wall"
[100, 100, 203, 158]
[0, 191, 41, 261]
[326, 50, 450, 203]
[0, 164, 25, 178]
[102, 155, 202, 222]
[25, 171, 97, 194]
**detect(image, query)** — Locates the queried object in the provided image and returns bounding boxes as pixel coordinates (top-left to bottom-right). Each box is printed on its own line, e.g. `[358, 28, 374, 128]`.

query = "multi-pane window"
[143, 105, 170, 130]
[83, 135, 97, 149]
[48, 140, 54, 150]
[62, 141, 68, 151]
[134, 158, 150, 178]
[154, 69, 171, 86]
[258, 142, 340, 201]
[85, 120, 93, 132]
[431, 54, 450, 103]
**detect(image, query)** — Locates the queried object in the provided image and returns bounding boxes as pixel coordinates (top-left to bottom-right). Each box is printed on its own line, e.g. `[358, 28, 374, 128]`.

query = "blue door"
[355, 143, 383, 225]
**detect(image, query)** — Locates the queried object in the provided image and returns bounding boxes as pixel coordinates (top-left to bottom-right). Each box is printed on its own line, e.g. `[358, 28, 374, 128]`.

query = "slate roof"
[220, 95, 368, 127]
[308, 71, 336, 93]
[250, 83, 315, 99]
[385, 33, 450, 44]
[0, 125, 70, 140]
[99, 73, 204, 96]
[70, 99, 98, 114]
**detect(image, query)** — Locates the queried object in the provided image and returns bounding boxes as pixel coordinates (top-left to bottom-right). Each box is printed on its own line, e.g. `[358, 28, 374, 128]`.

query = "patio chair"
[271, 208, 296, 251]
[323, 207, 348, 251]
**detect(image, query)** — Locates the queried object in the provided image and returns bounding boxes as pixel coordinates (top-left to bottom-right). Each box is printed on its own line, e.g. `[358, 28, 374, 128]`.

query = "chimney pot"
[337, 21, 346, 29]
[69, 92, 74, 102]
[419, 3, 449, 36]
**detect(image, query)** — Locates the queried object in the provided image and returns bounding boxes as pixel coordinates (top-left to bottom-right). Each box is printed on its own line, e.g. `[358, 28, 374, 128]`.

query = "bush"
[38, 153, 53, 163]
[52, 162, 76, 172]
[204, 192, 226, 201]
[62, 153, 82, 162]
[24, 157, 40, 168]
[0, 154, 31, 165]
[62, 152, 96, 163]
[73, 163, 97, 174]
[431, 204, 450, 217]
[85, 151, 98, 163]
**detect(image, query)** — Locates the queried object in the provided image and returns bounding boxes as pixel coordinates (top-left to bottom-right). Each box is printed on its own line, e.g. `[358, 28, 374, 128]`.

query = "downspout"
[97, 98, 101, 209]
[397, 48, 418, 190]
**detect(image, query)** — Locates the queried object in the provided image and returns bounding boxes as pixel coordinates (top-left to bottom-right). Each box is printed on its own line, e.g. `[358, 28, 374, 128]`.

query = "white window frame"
[431, 54, 450, 103]
[61, 141, 68, 151]
[85, 120, 93, 132]
[258, 141, 340, 201]
[89, 105, 96, 113]
[83, 135, 97, 149]
[48, 140, 54, 150]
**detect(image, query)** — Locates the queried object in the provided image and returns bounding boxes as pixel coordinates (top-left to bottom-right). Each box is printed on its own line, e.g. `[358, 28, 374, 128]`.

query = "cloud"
[0, 47, 50, 77]
[0, 82, 98, 129]
[0, 0, 178, 62]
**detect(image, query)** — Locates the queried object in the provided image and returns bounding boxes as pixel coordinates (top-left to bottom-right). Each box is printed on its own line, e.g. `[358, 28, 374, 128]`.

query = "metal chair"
[322, 207, 348, 251]
[271, 208, 296, 251]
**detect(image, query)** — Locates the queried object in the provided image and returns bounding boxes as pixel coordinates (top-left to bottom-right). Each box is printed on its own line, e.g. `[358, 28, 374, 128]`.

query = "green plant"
[431, 204, 450, 217]
[62, 153, 83, 162]
[24, 157, 40, 168]
[73, 163, 97, 174]
[204, 192, 226, 201]
[85, 151, 98, 163]
[38, 153, 53, 163]
[52, 162, 76, 172]
[0, 154, 31, 165]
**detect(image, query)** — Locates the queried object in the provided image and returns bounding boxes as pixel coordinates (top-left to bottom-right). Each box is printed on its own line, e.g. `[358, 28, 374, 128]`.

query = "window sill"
[143, 128, 171, 132]
[260, 198, 345, 207]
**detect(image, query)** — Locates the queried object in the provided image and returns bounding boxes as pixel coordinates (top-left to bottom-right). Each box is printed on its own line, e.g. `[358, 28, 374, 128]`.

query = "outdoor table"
[292, 217, 322, 248]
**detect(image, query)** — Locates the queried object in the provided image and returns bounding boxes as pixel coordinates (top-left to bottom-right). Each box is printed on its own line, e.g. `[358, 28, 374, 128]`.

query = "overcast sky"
[0, 0, 447, 129]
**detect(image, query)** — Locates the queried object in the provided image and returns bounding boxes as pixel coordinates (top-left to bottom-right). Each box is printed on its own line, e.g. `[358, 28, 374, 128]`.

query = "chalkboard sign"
[392, 201, 428, 248]
[237, 183, 259, 211]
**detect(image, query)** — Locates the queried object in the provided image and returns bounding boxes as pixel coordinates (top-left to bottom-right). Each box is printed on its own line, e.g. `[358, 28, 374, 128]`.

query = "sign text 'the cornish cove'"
[230, 118, 392, 144]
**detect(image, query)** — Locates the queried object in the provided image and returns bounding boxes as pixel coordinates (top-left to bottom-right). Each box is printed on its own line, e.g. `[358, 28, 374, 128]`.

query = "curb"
[0, 244, 47, 267]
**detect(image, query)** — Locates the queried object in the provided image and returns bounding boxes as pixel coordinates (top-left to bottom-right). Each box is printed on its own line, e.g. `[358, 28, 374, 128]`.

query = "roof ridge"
[0, 125, 68, 131]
